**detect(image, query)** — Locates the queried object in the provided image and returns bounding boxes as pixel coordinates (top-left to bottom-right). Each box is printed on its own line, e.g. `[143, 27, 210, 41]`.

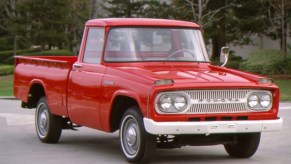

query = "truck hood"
[115, 64, 258, 84]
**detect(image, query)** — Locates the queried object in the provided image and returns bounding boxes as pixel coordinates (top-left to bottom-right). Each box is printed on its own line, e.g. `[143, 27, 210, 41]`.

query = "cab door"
[68, 27, 105, 130]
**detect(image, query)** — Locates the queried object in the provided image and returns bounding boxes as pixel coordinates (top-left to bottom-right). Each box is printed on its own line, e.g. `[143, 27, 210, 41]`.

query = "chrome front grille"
[184, 90, 251, 114]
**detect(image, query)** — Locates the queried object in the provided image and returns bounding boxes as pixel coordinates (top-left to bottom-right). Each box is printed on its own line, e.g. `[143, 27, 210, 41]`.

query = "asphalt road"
[0, 99, 290, 164]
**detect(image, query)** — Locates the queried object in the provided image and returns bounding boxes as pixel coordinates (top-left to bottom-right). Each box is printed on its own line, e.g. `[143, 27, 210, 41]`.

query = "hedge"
[4, 49, 74, 64]
[286, 54, 291, 75]
[0, 49, 41, 64]
[212, 53, 244, 69]
[0, 65, 14, 76]
[239, 49, 289, 75]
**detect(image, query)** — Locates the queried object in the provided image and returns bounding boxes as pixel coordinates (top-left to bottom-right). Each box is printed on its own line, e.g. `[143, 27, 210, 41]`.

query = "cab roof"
[85, 18, 200, 29]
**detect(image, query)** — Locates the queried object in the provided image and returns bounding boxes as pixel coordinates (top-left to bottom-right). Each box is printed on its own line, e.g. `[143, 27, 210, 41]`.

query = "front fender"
[110, 90, 144, 113]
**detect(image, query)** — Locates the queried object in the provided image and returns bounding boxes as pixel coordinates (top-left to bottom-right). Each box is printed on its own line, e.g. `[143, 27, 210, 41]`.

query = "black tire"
[35, 97, 62, 143]
[224, 133, 261, 158]
[120, 107, 156, 163]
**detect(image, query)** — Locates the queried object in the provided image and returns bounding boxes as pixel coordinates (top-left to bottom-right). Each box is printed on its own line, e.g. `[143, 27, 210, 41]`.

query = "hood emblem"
[198, 98, 240, 103]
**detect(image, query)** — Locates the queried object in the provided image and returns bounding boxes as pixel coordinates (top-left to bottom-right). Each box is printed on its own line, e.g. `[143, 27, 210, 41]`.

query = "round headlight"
[174, 96, 187, 111]
[159, 95, 172, 110]
[260, 94, 271, 107]
[248, 95, 259, 108]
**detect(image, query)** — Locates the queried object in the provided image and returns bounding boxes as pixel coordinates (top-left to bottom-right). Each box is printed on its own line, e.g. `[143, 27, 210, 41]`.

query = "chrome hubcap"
[126, 126, 137, 147]
[40, 112, 48, 129]
[121, 115, 141, 158]
[36, 103, 49, 138]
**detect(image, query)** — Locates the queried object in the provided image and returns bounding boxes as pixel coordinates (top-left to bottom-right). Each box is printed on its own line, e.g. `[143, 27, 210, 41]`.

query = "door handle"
[73, 63, 83, 69]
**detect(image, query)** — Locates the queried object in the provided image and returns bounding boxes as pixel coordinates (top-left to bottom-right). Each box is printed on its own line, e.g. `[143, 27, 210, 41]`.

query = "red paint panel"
[14, 56, 77, 117]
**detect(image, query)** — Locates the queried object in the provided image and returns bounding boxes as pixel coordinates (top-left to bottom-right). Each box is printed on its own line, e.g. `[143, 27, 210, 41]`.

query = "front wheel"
[120, 107, 156, 163]
[35, 97, 63, 143]
[224, 133, 261, 158]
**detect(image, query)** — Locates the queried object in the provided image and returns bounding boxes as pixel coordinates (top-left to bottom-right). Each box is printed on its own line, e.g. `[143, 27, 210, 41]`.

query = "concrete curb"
[280, 101, 291, 104]
[0, 96, 16, 100]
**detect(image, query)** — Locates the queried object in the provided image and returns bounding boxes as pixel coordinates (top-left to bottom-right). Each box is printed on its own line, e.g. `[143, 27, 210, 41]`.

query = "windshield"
[104, 27, 209, 62]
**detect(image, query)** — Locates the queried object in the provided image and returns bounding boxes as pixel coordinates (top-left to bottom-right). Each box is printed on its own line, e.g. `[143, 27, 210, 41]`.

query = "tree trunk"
[211, 35, 220, 61]
[281, 0, 287, 56]
[211, 0, 226, 61]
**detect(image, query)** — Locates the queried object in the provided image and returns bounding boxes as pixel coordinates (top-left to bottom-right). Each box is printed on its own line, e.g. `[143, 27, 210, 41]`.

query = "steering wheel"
[167, 49, 196, 60]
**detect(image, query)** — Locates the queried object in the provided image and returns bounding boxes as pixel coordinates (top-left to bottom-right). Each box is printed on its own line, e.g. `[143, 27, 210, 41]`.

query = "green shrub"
[23, 49, 73, 56]
[286, 54, 291, 75]
[5, 57, 15, 65]
[0, 49, 41, 64]
[229, 54, 243, 61]
[0, 65, 14, 76]
[211, 53, 244, 69]
[4, 49, 74, 64]
[0, 51, 15, 64]
[225, 60, 243, 69]
[239, 49, 288, 75]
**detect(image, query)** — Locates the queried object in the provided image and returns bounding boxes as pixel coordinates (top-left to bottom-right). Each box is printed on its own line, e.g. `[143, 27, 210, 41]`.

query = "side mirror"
[220, 47, 230, 67]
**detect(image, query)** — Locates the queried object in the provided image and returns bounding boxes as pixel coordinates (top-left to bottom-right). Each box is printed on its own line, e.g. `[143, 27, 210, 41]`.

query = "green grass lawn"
[273, 79, 291, 101]
[0, 75, 291, 101]
[0, 75, 14, 96]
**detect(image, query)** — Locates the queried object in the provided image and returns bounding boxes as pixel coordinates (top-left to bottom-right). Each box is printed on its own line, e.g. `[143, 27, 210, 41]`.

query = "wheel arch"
[24, 80, 46, 108]
[109, 92, 143, 132]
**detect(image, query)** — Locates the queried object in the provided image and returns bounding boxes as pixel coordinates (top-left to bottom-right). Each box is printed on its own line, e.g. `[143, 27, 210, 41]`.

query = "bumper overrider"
[143, 117, 283, 135]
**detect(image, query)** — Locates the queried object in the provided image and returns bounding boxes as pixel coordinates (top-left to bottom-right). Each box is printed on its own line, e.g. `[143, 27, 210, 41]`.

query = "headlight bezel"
[155, 92, 191, 114]
[247, 91, 273, 111]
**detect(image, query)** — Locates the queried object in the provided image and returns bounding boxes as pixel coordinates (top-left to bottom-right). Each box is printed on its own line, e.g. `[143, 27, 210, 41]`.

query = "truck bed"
[14, 56, 77, 116]
[14, 56, 77, 66]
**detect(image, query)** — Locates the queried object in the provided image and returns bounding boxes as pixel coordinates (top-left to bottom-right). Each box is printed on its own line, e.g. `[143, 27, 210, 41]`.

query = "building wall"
[230, 35, 291, 59]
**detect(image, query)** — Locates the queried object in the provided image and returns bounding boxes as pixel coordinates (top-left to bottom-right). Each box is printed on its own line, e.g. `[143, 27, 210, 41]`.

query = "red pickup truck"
[14, 18, 282, 163]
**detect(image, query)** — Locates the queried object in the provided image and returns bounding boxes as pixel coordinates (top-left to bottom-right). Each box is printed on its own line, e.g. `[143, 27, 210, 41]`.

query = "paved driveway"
[0, 99, 290, 164]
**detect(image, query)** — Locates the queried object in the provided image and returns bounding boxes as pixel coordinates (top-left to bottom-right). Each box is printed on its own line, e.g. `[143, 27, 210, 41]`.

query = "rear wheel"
[224, 133, 261, 158]
[120, 107, 156, 163]
[35, 97, 63, 143]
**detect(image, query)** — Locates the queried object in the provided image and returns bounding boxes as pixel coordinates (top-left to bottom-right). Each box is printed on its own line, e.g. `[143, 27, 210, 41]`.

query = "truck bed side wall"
[14, 56, 77, 117]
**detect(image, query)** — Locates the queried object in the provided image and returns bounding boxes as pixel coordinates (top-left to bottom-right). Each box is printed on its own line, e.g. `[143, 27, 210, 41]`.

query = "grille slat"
[185, 90, 250, 114]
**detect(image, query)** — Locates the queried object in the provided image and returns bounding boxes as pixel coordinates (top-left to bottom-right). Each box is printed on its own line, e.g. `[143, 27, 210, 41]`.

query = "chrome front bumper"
[143, 118, 283, 135]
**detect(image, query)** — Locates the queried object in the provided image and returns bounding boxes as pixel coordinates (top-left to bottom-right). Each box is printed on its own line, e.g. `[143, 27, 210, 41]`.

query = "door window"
[83, 28, 104, 64]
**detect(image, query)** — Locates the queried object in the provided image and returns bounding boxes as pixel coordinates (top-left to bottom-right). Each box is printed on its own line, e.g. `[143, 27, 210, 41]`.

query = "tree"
[172, 0, 229, 28]
[23, 0, 92, 52]
[101, 0, 145, 17]
[65, 0, 92, 53]
[0, 0, 103, 52]
[171, 0, 230, 60]
[142, 0, 171, 18]
[0, 0, 28, 51]
[19, 0, 71, 49]
[230, 1, 272, 46]
[265, 0, 291, 55]
[101, 0, 171, 18]
[171, 0, 289, 60]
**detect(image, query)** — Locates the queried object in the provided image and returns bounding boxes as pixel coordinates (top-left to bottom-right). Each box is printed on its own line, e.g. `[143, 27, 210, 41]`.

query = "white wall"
[229, 35, 291, 59]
